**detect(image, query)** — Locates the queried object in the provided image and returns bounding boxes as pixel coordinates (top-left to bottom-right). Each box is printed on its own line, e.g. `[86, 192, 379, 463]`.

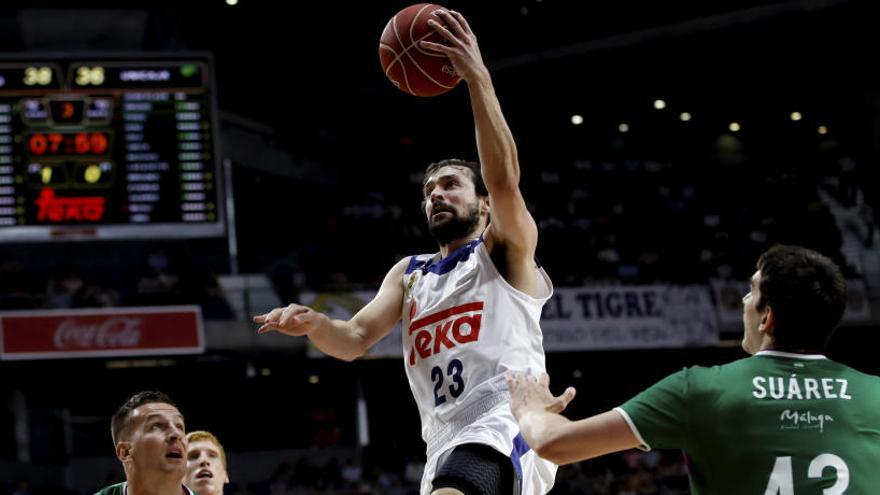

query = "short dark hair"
[756, 245, 847, 351]
[111, 391, 177, 446]
[423, 159, 488, 198]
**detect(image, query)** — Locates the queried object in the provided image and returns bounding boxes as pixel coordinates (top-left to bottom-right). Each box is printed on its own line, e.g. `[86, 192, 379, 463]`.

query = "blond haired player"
[185, 430, 229, 495]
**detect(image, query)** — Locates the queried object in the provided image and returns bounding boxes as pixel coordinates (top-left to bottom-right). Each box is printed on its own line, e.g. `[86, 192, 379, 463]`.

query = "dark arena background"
[0, 0, 878, 493]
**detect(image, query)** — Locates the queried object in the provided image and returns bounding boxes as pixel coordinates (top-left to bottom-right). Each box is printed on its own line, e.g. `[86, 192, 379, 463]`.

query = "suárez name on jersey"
[407, 301, 484, 366]
[752, 375, 851, 400]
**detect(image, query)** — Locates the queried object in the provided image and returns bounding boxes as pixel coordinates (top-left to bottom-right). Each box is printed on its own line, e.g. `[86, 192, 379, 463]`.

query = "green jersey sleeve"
[617, 368, 690, 451]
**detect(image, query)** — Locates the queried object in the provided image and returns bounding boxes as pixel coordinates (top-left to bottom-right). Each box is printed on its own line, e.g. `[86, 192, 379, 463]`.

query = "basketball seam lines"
[391, 12, 413, 94]
[380, 26, 447, 67]
[409, 4, 432, 47]
[404, 58, 456, 90]
[409, 5, 449, 58]
[382, 6, 458, 94]
[403, 42, 457, 90]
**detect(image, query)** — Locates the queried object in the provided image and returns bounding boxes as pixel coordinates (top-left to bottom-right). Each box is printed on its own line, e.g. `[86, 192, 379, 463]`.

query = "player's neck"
[762, 345, 825, 355]
[439, 232, 481, 258]
[126, 471, 185, 495]
[760, 337, 825, 355]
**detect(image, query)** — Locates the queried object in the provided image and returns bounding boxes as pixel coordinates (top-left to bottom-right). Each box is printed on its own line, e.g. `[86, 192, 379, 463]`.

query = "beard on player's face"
[427, 199, 481, 246]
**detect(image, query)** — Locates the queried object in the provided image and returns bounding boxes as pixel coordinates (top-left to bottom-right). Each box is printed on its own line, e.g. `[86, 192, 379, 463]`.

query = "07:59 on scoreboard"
[0, 54, 223, 241]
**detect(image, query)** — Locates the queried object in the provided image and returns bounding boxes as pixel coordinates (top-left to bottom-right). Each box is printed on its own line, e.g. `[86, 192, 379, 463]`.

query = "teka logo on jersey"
[408, 301, 483, 366]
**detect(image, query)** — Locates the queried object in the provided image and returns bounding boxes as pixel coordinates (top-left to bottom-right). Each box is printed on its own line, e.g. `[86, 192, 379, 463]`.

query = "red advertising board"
[0, 306, 204, 360]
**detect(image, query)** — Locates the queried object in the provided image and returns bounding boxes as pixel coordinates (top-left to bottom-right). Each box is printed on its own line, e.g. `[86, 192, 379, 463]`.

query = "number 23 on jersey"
[432, 359, 465, 406]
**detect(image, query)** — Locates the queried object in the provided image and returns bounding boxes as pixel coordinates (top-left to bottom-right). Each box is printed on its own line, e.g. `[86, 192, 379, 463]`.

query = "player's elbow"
[533, 438, 570, 465]
[337, 347, 366, 362]
[331, 340, 367, 362]
[338, 333, 370, 362]
[324, 321, 371, 362]
[531, 430, 582, 466]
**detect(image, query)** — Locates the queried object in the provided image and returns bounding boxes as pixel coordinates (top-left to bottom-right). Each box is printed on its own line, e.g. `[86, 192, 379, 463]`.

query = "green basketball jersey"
[617, 351, 880, 494]
[94, 482, 196, 495]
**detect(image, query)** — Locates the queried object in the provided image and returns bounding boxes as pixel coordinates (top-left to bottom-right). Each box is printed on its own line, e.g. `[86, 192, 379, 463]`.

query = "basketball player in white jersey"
[254, 9, 574, 494]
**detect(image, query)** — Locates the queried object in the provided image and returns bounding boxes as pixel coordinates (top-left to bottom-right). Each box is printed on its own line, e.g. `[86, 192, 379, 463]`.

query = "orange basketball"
[379, 3, 462, 97]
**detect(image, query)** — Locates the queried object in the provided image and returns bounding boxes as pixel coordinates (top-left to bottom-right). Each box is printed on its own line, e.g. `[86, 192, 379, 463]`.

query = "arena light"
[818, 125, 829, 135]
[226, 0, 238, 5]
[309, 375, 320, 384]
[618, 123, 630, 133]
[653, 99, 666, 110]
[790, 111, 803, 122]
[680, 112, 692, 122]
[729, 122, 741, 133]
[571, 114, 584, 125]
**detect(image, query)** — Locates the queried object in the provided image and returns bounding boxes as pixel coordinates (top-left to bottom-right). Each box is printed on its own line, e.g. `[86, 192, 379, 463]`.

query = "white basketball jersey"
[401, 236, 557, 494]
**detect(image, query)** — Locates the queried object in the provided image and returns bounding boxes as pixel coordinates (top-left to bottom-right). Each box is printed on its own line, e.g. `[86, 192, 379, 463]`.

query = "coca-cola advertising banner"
[0, 306, 204, 360]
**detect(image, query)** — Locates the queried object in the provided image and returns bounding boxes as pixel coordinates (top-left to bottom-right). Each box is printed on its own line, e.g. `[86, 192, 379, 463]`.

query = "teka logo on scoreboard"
[35, 188, 105, 222]
[408, 301, 484, 366]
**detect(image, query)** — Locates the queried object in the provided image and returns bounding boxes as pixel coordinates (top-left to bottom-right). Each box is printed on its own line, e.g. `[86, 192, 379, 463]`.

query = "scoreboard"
[0, 54, 223, 241]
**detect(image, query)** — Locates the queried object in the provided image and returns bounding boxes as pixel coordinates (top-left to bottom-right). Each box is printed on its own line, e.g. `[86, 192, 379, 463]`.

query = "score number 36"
[75, 66, 105, 86]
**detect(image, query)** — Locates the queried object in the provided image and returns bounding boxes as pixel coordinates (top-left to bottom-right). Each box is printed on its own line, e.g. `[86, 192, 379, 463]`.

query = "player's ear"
[116, 441, 132, 462]
[759, 305, 775, 336]
[481, 196, 490, 216]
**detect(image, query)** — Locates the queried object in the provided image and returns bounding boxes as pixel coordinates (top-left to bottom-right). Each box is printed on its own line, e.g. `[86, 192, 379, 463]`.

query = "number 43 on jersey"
[765, 454, 848, 495]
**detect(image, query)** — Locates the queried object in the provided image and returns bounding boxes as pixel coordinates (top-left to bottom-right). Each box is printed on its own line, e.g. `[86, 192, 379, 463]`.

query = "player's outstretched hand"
[253, 304, 328, 337]
[507, 372, 577, 420]
[420, 9, 488, 84]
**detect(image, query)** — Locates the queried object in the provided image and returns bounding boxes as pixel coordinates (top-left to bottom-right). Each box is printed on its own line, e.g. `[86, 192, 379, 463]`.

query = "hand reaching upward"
[420, 9, 489, 84]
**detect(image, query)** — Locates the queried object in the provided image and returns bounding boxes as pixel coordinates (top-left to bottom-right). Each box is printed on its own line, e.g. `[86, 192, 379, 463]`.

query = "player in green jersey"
[507, 245, 880, 494]
[94, 391, 195, 495]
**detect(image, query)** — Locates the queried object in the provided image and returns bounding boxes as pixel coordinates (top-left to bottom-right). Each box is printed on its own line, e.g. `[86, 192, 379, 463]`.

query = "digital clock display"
[0, 54, 223, 241]
[27, 132, 111, 156]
